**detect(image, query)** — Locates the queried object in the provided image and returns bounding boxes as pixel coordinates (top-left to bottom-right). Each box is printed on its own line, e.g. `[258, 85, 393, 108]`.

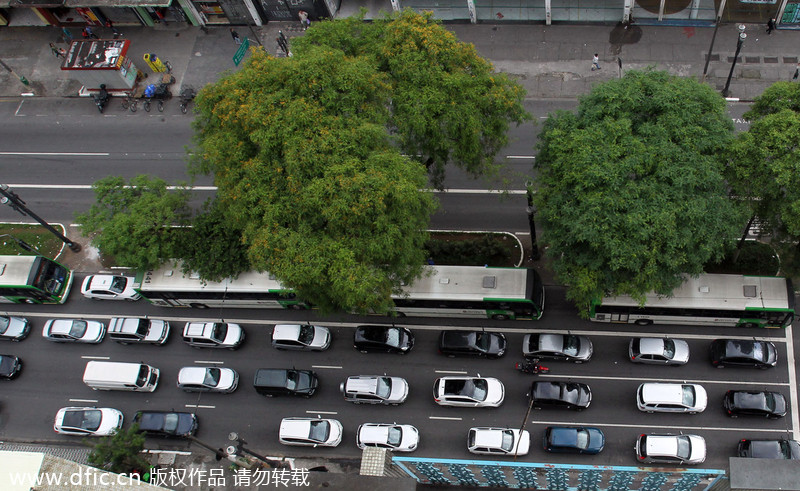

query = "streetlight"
[525, 181, 540, 261]
[227, 432, 285, 468]
[0, 184, 81, 252]
[722, 25, 746, 97]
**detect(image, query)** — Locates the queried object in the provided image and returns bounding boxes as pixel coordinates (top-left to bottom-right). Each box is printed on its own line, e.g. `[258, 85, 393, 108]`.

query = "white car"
[357, 423, 419, 452]
[54, 407, 123, 436]
[182, 322, 245, 349]
[467, 427, 530, 456]
[42, 319, 105, 344]
[177, 366, 239, 393]
[433, 376, 504, 407]
[279, 417, 343, 447]
[629, 337, 690, 365]
[0, 316, 30, 341]
[635, 433, 706, 465]
[637, 383, 707, 414]
[271, 324, 331, 351]
[81, 274, 140, 301]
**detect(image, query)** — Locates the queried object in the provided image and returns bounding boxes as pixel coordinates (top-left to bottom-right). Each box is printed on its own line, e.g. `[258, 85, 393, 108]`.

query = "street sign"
[233, 37, 250, 66]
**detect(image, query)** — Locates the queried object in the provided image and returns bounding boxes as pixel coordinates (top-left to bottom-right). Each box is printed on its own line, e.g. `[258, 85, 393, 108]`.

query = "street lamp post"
[0, 184, 81, 252]
[722, 25, 746, 97]
[525, 181, 540, 261]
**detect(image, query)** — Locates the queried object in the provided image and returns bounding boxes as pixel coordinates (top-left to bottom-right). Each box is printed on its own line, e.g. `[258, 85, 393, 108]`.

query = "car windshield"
[135, 319, 149, 336]
[308, 420, 330, 443]
[681, 386, 696, 407]
[749, 342, 764, 360]
[69, 320, 88, 338]
[387, 426, 402, 446]
[501, 430, 514, 452]
[563, 336, 579, 356]
[384, 328, 400, 347]
[575, 429, 589, 449]
[676, 436, 691, 459]
[0, 317, 8, 334]
[662, 339, 675, 358]
[764, 393, 776, 411]
[109, 276, 127, 294]
[203, 368, 221, 386]
[298, 325, 314, 345]
[211, 323, 228, 342]
[462, 379, 488, 401]
[376, 377, 392, 399]
[474, 333, 489, 350]
[286, 371, 298, 389]
[163, 414, 179, 433]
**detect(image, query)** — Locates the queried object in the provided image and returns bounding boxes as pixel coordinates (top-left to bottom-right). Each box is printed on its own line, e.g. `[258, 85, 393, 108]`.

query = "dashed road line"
[80, 355, 110, 360]
[429, 416, 462, 421]
[311, 365, 342, 369]
[185, 404, 215, 409]
[558, 374, 791, 386]
[305, 410, 338, 415]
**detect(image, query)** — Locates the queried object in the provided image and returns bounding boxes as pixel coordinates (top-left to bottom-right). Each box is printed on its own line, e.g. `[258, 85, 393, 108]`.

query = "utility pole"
[0, 58, 30, 87]
[722, 25, 746, 97]
[0, 184, 81, 252]
[525, 181, 540, 261]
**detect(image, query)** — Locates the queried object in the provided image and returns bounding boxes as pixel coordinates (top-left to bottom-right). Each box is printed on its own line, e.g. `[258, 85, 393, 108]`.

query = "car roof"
[646, 434, 682, 456]
[472, 428, 506, 448]
[280, 418, 312, 438]
[359, 424, 392, 443]
[641, 383, 689, 403]
[273, 324, 302, 338]
[637, 337, 667, 354]
[178, 367, 210, 384]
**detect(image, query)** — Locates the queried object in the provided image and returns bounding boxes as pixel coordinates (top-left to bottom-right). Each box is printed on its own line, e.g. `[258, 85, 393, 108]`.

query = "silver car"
[635, 434, 706, 465]
[637, 383, 707, 414]
[177, 366, 239, 393]
[271, 324, 331, 351]
[468, 427, 530, 456]
[42, 319, 105, 344]
[629, 337, 689, 365]
[357, 423, 419, 452]
[279, 417, 343, 447]
[0, 316, 29, 341]
[523, 333, 592, 363]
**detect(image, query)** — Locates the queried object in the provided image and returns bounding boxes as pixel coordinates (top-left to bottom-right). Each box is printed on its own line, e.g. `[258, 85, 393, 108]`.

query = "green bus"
[135, 263, 545, 320]
[590, 274, 794, 328]
[0, 255, 73, 304]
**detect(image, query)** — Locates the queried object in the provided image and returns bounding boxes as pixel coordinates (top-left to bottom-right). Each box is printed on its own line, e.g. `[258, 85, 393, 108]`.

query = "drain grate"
[704, 53, 721, 62]
[744, 56, 761, 64]
[784, 56, 799, 64]
[763, 57, 779, 63]
[727, 56, 743, 63]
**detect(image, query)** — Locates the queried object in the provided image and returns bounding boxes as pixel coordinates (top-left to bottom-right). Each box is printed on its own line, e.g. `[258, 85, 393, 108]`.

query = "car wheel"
[730, 414, 738, 418]
[359, 350, 368, 354]
[491, 314, 509, 320]
[575, 360, 583, 364]
[634, 319, 653, 326]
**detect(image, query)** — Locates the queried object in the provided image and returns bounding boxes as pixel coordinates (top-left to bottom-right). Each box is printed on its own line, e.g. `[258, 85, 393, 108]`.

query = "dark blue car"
[543, 426, 604, 454]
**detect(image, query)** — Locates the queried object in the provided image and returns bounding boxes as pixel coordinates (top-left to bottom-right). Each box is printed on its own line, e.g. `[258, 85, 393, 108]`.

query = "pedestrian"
[49, 42, 66, 58]
[591, 53, 601, 71]
[230, 28, 241, 45]
[793, 62, 799, 81]
[767, 17, 776, 34]
[105, 19, 121, 39]
[83, 26, 98, 39]
[298, 10, 311, 30]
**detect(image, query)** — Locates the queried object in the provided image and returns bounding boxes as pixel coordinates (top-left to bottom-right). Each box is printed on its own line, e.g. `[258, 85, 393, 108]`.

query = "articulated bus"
[135, 263, 545, 320]
[0, 255, 73, 304]
[590, 273, 794, 328]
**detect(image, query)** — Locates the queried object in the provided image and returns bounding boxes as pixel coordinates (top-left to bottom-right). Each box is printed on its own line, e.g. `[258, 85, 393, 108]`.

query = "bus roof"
[600, 274, 791, 311]
[137, 264, 288, 293]
[396, 266, 530, 301]
[0, 255, 39, 285]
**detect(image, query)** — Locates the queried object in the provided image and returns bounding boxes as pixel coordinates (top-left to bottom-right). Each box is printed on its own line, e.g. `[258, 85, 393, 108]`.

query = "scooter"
[93, 84, 109, 113]
[515, 359, 549, 374]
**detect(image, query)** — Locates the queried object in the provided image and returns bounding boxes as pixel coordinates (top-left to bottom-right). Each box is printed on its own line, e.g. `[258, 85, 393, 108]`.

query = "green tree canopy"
[75, 175, 191, 270]
[87, 424, 149, 475]
[534, 70, 746, 312]
[744, 81, 800, 120]
[296, 9, 530, 188]
[192, 47, 436, 313]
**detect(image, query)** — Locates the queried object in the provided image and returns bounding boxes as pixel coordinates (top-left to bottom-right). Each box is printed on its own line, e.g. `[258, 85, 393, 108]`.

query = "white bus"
[590, 274, 794, 328]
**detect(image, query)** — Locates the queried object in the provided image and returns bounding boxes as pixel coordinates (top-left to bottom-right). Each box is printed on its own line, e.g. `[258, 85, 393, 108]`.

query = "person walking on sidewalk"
[105, 19, 122, 39]
[49, 43, 66, 58]
[767, 18, 776, 34]
[230, 28, 242, 45]
[591, 53, 601, 71]
[298, 10, 311, 30]
[82, 26, 98, 39]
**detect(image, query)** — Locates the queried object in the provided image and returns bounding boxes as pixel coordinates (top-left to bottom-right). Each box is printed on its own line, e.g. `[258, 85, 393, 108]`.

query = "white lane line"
[194, 360, 224, 365]
[786, 323, 799, 440]
[506, 155, 536, 159]
[527, 419, 790, 433]
[311, 365, 342, 369]
[435, 370, 468, 374]
[81, 356, 110, 360]
[69, 399, 98, 403]
[2, 184, 218, 191]
[185, 404, 215, 409]
[0, 152, 110, 156]
[430, 416, 462, 421]
[306, 410, 338, 415]
[559, 374, 790, 386]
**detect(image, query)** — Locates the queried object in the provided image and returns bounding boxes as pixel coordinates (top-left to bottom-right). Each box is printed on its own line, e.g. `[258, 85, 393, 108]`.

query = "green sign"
[233, 37, 250, 66]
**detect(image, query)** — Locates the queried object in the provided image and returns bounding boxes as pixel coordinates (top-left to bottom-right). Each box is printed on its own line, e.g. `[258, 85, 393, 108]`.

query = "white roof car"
[637, 383, 707, 414]
[272, 324, 331, 351]
[81, 274, 140, 301]
[629, 337, 690, 365]
[279, 418, 343, 447]
[54, 407, 123, 436]
[468, 427, 530, 456]
[182, 322, 244, 349]
[341, 376, 409, 405]
[433, 376, 504, 407]
[357, 423, 419, 452]
[42, 319, 105, 344]
[0, 316, 30, 341]
[635, 434, 706, 465]
[107, 317, 170, 345]
[177, 366, 239, 393]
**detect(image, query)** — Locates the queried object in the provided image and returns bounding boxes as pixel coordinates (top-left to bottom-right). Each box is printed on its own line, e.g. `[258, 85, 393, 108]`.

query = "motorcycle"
[515, 359, 549, 374]
[93, 84, 109, 113]
[178, 85, 196, 114]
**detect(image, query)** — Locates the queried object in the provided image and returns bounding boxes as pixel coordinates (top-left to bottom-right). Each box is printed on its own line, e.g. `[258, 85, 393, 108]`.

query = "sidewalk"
[0, 22, 797, 101]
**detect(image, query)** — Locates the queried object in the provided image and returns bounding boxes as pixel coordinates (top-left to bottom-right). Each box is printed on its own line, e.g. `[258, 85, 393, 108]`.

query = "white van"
[83, 361, 160, 392]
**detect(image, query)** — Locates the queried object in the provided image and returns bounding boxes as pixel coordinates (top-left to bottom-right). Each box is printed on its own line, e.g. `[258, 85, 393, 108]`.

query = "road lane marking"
[557, 374, 790, 386]
[311, 365, 342, 369]
[526, 420, 790, 433]
[185, 404, 215, 409]
[306, 411, 338, 415]
[506, 155, 536, 159]
[69, 399, 98, 403]
[2, 184, 528, 195]
[81, 356, 110, 360]
[0, 152, 110, 156]
[194, 360, 224, 365]
[429, 416, 462, 421]
[435, 370, 468, 374]
[786, 324, 799, 440]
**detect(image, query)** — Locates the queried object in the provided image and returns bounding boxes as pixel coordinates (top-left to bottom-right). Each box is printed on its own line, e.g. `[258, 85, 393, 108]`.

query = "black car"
[354, 325, 414, 354]
[710, 339, 777, 369]
[0, 355, 21, 380]
[133, 411, 198, 437]
[737, 439, 800, 459]
[530, 381, 591, 411]
[723, 390, 786, 418]
[438, 330, 506, 358]
[253, 368, 318, 397]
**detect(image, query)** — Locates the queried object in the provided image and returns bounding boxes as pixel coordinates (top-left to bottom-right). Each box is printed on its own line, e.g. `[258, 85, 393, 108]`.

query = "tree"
[87, 424, 150, 475]
[534, 70, 746, 312]
[75, 175, 191, 271]
[296, 9, 530, 188]
[192, 47, 436, 313]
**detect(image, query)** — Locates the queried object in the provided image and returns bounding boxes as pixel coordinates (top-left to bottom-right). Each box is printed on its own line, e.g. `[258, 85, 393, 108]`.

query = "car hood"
[565, 384, 591, 407]
[389, 378, 409, 403]
[741, 440, 784, 459]
[513, 430, 531, 455]
[488, 334, 507, 356]
[0, 355, 20, 374]
[222, 324, 244, 346]
[218, 369, 238, 390]
[671, 340, 691, 363]
[295, 371, 319, 392]
[486, 379, 505, 405]
[687, 435, 706, 463]
[399, 425, 420, 451]
[96, 409, 124, 435]
[144, 320, 169, 342]
[2, 317, 28, 338]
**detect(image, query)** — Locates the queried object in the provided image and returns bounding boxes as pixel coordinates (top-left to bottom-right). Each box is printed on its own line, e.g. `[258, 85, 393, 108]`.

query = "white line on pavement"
[786, 324, 799, 440]
[429, 416, 462, 421]
[194, 360, 224, 365]
[305, 411, 338, 415]
[526, 419, 790, 433]
[556, 374, 791, 386]
[506, 155, 536, 159]
[311, 365, 342, 369]
[185, 404, 215, 409]
[69, 399, 98, 403]
[80, 356, 110, 360]
[434, 370, 469, 374]
[0, 152, 110, 156]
